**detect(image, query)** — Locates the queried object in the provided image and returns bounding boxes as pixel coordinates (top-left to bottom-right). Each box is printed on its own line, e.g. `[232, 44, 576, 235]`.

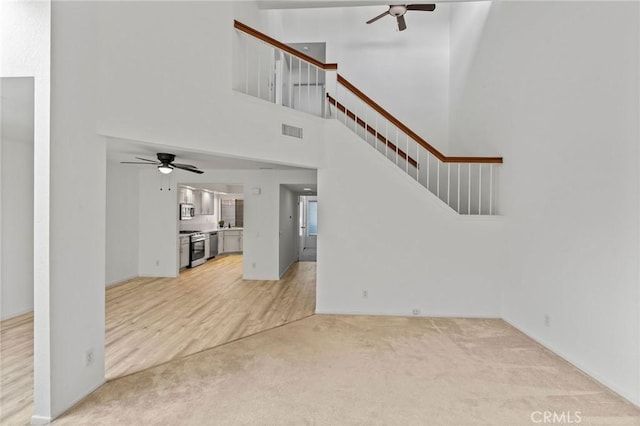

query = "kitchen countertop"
[179, 227, 243, 238]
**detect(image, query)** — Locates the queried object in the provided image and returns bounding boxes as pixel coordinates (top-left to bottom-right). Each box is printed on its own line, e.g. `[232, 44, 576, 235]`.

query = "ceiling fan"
[366, 4, 436, 31]
[121, 153, 204, 174]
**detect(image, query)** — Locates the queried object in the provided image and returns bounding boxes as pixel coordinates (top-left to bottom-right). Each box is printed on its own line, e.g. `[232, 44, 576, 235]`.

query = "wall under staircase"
[317, 120, 504, 317]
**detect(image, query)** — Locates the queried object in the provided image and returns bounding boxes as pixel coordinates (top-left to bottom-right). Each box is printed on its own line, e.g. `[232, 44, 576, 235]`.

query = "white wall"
[449, 1, 640, 405]
[278, 185, 298, 277]
[106, 162, 139, 286]
[1, 0, 53, 421]
[1, 78, 34, 320]
[47, 1, 106, 420]
[137, 168, 316, 280]
[95, 1, 324, 170]
[264, 5, 451, 151]
[317, 121, 504, 317]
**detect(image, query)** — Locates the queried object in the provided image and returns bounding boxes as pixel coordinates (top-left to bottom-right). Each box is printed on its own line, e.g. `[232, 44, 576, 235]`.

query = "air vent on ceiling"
[282, 123, 303, 139]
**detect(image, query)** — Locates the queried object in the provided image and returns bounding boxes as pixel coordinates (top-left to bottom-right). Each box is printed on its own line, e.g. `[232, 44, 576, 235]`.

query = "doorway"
[298, 195, 317, 262]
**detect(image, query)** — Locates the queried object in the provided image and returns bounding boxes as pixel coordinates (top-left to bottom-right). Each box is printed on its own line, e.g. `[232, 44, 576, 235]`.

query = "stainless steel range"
[185, 232, 207, 268]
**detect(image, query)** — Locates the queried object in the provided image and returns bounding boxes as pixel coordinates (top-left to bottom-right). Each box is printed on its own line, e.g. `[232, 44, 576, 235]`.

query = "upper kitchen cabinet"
[179, 187, 194, 204]
[200, 191, 214, 215]
[193, 190, 202, 215]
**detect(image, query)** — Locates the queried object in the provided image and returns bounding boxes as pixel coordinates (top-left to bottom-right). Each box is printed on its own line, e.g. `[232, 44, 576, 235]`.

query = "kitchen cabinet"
[200, 191, 214, 215]
[179, 187, 194, 204]
[179, 236, 189, 269]
[193, 190, 202, 215]
[221, 230, 243, 253]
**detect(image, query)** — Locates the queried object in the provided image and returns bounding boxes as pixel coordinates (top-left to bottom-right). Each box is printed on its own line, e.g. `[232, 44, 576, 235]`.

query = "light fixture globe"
[158, 164, 173, 174]
[389, 5, 407, 17]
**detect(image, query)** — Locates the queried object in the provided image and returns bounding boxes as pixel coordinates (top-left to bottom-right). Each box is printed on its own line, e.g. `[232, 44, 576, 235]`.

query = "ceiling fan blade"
[120, 161, 156, 165]
[172, 163, 198, 169]
[406, 4, 436, 11]
[173, 164, 204, 174]
[397, 15, 407, 31]
[134, 157, 160, 164]
[366, 10, 390, 24]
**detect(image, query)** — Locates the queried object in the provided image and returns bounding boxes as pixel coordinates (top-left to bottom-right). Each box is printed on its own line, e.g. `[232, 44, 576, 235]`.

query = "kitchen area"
[178, 184, 244, 270]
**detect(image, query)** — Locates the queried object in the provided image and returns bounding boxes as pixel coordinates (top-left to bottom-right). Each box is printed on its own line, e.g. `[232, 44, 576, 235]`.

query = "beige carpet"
[54, 315, 639, 425]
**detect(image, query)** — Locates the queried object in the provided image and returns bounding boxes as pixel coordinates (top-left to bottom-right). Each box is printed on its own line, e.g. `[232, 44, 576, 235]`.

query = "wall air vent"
[281, 123, 303, 139]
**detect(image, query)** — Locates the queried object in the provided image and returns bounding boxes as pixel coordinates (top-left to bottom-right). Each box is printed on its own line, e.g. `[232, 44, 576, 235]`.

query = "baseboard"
[315, 308, 500, 319]
[49, 378, 106, 422]
[279, 260, 296, 279]
[1, 306, 34, 322]
[106, 275, 138, 288]
[504, 318, 640, 408]
[30, 415, 53, 425]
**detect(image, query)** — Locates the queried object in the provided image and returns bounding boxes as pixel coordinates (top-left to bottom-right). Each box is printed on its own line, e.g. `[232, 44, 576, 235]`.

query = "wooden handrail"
[234, 20, 338, 71]
[336, 74, 503, 164]
[328, 95, 419, 168]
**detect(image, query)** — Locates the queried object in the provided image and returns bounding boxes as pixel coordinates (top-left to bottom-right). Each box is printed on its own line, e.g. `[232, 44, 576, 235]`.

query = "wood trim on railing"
[328, 95, 419, 168]
[234, 20, 338, 71]
[336, 74, 503, 164]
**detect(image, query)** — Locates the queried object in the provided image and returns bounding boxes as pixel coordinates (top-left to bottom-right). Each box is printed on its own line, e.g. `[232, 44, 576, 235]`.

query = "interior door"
[298, 196, 317, 261]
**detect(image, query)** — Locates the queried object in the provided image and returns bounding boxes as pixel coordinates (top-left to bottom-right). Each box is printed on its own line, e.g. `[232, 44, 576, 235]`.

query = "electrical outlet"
[412, 309, 421, 316]
[155, 260, 160, 266]
[362, 290, 368, 299]
[544, 314, 550, 327]
[252, 262, 256, 269]
[85, 349, 94, 367]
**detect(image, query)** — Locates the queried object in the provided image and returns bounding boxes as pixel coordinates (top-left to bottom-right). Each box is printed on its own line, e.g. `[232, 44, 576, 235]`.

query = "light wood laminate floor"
[0, 255, 316, 425]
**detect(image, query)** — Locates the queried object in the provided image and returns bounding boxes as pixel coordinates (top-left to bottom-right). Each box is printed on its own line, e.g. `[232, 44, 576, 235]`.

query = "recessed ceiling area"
[282, 183, 317, 196]
[106, 137, 312, 172]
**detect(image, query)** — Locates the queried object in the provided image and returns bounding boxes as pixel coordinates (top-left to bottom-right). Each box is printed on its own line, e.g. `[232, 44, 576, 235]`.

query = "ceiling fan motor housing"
[157, 153, 176, 164]
[389, 5, 408, 17]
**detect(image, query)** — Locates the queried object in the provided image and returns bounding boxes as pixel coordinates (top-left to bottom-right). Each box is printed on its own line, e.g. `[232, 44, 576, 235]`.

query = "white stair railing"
[327, 75, 502, 215]
[233, 20, 337, 118]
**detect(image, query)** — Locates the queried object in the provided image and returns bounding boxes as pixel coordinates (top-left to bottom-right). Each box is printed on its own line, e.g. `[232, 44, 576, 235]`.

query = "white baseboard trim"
[30, 415, 52, 425]
[33, 378, 106, 424]
[106, 275, 138, 287]
[504, 318, 640, 408]
[1, 307, 34, 321]
[315, 308, 500, 319]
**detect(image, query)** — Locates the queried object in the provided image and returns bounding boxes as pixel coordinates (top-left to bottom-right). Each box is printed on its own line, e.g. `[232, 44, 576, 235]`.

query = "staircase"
[233, 20, 503, 215]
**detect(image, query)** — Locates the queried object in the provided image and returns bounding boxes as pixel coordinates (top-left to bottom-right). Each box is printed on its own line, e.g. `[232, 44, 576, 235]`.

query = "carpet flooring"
[53, 315, 639, 425]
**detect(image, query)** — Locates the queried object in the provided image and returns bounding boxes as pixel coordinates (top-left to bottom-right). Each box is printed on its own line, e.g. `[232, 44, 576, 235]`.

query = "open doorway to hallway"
[298, 195, 317, 262]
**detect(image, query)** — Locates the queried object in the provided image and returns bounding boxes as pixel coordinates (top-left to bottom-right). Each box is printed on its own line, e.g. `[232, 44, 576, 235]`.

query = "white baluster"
[468, 163, 471, 215]
[395, 127, 399, 166]
[245, 35, 249, 94]
[489, 164, 494, 215]
[405, 134, 409, 173]
[298, 57, 301, 111]
[417, 146, 420, 184]
[437, 160, 440, 199]
[257, 41, 261, 100]
[375, 114, 378, 150]
[426, 152, 430, 191]
[457, 164, 461, 213]
[288, 54, 292, 108]
[478, 164, 482, 215]
[307, 62, 310, 113]
[447, 163, 451, 207]
[315, 67, 319, 117]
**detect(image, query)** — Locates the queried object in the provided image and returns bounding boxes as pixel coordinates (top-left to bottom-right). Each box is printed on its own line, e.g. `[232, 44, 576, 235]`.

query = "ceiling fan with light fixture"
[120, 153, 204, 174]
[366, 4, 436, 31]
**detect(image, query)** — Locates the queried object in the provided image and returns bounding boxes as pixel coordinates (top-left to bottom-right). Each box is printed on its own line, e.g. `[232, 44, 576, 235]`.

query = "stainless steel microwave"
[180, 203, 195, 220]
